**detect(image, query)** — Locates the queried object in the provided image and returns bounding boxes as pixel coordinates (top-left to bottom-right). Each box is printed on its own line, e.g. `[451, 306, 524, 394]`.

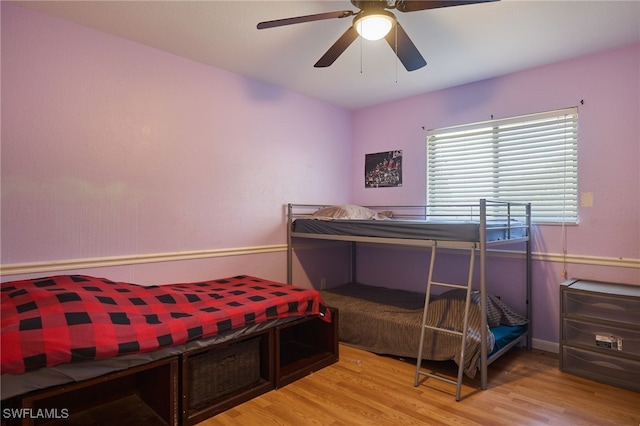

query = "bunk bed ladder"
[414, 241, 476, 401]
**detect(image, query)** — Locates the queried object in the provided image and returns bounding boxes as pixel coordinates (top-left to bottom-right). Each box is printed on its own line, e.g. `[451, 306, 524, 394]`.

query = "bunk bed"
[1, 274, 338, 425]
[287, 199, 531, 400]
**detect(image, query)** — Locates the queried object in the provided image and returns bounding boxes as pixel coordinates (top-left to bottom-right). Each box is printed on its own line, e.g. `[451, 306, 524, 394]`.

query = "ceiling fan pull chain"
[395, 23, 398, 83]
[360, 32, 363, 74]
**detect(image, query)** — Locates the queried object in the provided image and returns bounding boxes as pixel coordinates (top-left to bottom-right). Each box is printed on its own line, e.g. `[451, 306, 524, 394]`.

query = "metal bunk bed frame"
[287, 199, 532, 399]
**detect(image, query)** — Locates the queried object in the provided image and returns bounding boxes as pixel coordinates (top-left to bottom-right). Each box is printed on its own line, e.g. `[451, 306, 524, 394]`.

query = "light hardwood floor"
[201, 344, 639, 426]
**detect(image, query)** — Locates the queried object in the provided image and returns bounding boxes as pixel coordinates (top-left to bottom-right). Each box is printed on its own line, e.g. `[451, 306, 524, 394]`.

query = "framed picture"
[365, 150, 402, 188]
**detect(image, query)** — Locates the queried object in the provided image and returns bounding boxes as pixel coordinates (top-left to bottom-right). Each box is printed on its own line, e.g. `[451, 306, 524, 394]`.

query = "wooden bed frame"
[2, 309, 338, 426]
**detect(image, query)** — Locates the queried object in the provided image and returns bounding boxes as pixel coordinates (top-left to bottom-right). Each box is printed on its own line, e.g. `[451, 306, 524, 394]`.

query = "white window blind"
[426, 107, 578, 223]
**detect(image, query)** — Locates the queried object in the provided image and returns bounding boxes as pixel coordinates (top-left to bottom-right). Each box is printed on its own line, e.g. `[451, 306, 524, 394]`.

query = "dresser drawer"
[561, 345, 640, 392]
[562, 290, 640, 326]
[562, 318, 640, 357]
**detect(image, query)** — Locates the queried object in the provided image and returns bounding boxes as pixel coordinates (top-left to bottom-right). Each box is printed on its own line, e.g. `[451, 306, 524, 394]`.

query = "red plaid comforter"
[1, 275, 331, 375]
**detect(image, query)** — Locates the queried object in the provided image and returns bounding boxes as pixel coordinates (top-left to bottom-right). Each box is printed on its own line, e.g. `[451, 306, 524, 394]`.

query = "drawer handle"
[591, 302, 625, 311]
[593, 360, 625, 370]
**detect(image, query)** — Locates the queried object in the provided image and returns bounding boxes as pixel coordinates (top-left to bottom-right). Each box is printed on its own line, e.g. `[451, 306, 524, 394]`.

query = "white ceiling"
[10, 0, 640, 109]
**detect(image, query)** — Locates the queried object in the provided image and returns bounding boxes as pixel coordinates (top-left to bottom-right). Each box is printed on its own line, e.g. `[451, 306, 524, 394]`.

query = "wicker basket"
[187, 337, 261, 410]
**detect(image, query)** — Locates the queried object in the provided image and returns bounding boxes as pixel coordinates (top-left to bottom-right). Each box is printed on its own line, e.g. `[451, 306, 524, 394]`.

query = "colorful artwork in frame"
[365, 150, 402, 188]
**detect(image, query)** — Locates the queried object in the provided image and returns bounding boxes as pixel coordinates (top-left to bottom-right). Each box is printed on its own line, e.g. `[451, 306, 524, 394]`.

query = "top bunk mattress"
[292, 218, 526, 243]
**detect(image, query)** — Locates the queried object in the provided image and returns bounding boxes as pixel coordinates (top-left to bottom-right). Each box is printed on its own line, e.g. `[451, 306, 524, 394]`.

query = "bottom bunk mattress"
[320, 283, 527, 378]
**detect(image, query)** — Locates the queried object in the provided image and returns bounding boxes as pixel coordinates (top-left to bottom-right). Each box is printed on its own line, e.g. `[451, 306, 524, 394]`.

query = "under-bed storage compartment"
[275, 308, 339, 388]
[181, 330, 274, 425]
[11, 356, 179, 426]
[560, 279, 640, 392]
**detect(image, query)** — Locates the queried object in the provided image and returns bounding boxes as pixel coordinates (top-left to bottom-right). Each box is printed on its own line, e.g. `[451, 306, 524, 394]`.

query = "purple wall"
[2, 4, 639, 346]
[1, 4, 352, 285]
[351, 44, 640, 346]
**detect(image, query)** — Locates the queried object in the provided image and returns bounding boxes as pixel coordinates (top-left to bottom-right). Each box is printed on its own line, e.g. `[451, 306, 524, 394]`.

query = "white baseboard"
[532, 338, 559, 354]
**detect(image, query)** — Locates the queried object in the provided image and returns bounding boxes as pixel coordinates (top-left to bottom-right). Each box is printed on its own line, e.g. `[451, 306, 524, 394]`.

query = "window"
[426, 107, 578, 223]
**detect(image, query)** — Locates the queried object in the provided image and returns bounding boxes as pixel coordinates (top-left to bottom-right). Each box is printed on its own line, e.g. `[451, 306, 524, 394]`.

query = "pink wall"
[1, 4, 352, 285]
[351, 44, 640, 345]
[2, 4, 639, 346]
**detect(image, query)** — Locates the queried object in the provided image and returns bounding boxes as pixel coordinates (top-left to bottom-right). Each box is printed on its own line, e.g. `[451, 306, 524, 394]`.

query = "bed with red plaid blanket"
[1, 275, 330, 375]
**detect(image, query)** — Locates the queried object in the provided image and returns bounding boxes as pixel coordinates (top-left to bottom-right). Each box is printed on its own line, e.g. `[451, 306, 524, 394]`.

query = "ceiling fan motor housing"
[351, 0, 394, 11]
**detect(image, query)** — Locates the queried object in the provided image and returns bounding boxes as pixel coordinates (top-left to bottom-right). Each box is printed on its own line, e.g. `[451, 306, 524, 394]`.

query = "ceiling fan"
[257, 0, 497, 72]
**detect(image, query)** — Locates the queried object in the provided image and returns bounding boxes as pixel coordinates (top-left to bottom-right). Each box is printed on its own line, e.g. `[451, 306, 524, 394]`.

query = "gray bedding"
[293, 218, 526, 242]
[320, 283, 527, 378]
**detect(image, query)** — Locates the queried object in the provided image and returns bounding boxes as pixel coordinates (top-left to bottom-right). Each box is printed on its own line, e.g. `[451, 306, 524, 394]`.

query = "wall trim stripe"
[1, 245, 638, 276]
[1, 245, 287, 276]
[530, 251, 640, 269]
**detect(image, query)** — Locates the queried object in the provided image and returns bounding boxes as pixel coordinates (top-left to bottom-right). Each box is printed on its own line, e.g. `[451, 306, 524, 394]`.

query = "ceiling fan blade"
[257, 10, 354, 29]
[314, 26, 359, 68]
[395, 0, 497, 13]
[384, 23, 426, 71]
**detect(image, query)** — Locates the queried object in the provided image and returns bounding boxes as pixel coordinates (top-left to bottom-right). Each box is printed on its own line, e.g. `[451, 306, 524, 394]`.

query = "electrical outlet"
[320, 278, 326, 290]
[581, 192, 593, 207]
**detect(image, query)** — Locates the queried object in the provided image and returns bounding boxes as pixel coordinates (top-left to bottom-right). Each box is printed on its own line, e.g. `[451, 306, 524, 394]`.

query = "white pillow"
[311, 205, 391, 220]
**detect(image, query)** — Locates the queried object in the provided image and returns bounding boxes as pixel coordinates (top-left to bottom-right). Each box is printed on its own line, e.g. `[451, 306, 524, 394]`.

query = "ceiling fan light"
[354, 12, 395, 41]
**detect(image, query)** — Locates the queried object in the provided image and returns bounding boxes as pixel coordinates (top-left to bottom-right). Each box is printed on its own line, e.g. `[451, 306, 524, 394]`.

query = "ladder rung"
[425, 326, 463, 336]
[429, 281, 470, 290]
[417, 370, 459, 386]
